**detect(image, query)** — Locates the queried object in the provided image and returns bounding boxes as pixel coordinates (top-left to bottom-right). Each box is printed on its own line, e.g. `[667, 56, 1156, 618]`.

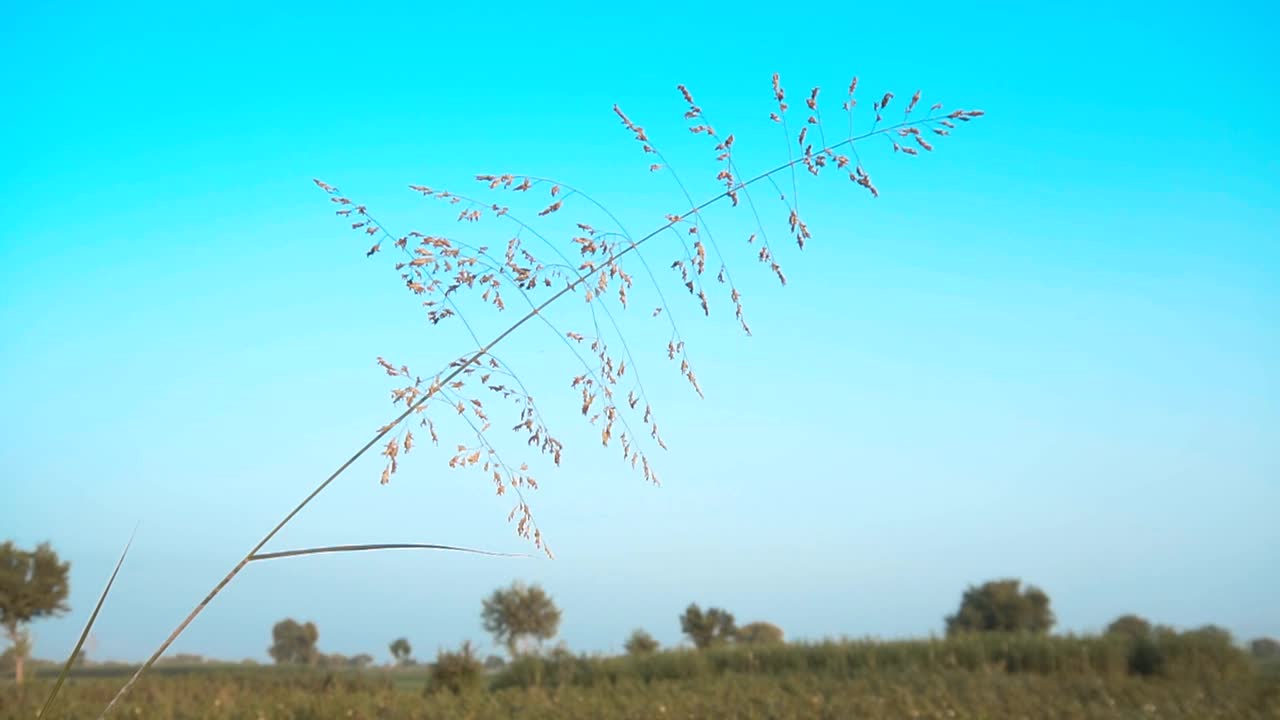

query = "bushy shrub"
[427, 641, 485, 695]
[1105, 614, 1152, 640]
[736, 622, 784, 645]
[1107, 624, 1251, 680]
[1252, 637, 1280, 660]
[624, 629, 659, 655]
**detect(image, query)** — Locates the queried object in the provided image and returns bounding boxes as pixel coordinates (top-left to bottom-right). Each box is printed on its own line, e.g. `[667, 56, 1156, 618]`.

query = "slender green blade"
[38, 529, 135, 719]
[249, 542, 529, 562]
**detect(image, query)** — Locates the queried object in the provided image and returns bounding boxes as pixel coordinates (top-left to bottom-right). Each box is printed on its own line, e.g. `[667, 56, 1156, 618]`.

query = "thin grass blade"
[249, 542, 530, 562]
[38, 528, 136, 719]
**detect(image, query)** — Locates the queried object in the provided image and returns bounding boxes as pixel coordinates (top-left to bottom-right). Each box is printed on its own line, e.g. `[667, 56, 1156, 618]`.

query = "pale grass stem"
[83, 80, 981, 717]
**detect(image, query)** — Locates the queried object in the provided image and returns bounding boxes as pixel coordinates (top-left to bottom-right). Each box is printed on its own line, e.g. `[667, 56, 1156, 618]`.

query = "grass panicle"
[78, 75, 981, 718]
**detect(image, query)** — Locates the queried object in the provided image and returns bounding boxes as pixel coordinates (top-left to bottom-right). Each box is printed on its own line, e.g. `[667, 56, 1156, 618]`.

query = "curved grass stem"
[95, 116, 946, 719]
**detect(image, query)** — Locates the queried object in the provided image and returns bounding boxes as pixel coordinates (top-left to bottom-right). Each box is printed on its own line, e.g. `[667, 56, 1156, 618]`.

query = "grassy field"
[6, 670, 1279, 720]
[4, 636, 1278, 719]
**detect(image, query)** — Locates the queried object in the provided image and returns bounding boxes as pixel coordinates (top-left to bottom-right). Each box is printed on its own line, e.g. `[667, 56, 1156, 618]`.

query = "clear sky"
[2, 0, 1276, 665]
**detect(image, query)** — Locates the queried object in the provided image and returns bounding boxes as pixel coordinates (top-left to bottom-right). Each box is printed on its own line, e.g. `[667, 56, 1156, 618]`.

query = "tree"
[624, 629, 659, 655]
[267, 619, 319, 665]
[389, 637, 413, 666]
[0, 541, 71, 684]
[481, 581, 561, 659]
[1105, 614, 1153, 640]
[680, 604, 737, 649]
[1251, 637, 1280, 660]
[736, 621, 784, 645]
[944, 579, 1054, 636]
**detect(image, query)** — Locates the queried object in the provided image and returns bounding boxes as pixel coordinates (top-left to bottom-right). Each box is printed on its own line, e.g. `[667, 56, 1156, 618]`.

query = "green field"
[6, 636, 1279, 719]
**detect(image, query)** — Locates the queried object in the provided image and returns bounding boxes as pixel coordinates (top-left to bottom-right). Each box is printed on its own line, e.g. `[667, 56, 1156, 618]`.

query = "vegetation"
[320, 652, 374, 669]
[489, 631, 1257, 690]
[945, 578, 1055, 636]
[0, 541, 70, 684]
[1185, 624, 1235, 645]
[679, 604, 737, 649]
[267, 619, 320, 666]
[737, 621, 785, 645]
[623, 629, 658, 655]
[8, 570, 1274, 717]
[5, 634, 1276, 719]
[1105, 613, 1153, 640]
[481, 582, 562, 659]
[390, 637, 413, 666]
[1253, 637, 1280, 660]
[426, 641, 485, 695]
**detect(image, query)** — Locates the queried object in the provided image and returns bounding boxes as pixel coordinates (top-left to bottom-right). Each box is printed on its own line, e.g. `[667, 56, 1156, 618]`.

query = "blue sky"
[2, 0, 1277, 664]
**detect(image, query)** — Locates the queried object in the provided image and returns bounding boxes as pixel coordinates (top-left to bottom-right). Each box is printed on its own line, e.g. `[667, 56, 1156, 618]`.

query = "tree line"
[260, 577, 1280, 674]
[263, 581, 792, 669]
[3, 541, 1278, 685]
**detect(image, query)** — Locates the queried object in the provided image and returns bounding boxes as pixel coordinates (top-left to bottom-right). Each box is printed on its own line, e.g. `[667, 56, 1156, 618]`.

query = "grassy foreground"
[5, 670, 1279, 720]
[5, 636, 1278, 719]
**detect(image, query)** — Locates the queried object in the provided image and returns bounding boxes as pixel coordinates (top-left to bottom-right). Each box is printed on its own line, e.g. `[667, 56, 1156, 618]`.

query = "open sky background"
[2, 0, 1276, 664]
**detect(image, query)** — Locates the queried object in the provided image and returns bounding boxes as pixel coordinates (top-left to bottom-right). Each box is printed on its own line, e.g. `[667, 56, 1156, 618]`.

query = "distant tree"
[390, 637, 413, 666]
[1251, 637, 1280, 660]
[945, 579, 1054, 636]
[483, 654, 506, 672]
[267, 619, 320, 665]
[624, 629, 659, 655]
[1105, 614, 1153, 640]
[481, 581, 562, 659]
[0, 541, 71, 684]
[680, 604, 737, 649]
[736, 621, 784, 645]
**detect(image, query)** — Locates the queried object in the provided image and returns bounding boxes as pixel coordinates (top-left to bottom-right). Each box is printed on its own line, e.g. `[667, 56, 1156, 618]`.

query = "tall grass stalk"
[81, 76, 982, 718]
[37, 532, 134, 718]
